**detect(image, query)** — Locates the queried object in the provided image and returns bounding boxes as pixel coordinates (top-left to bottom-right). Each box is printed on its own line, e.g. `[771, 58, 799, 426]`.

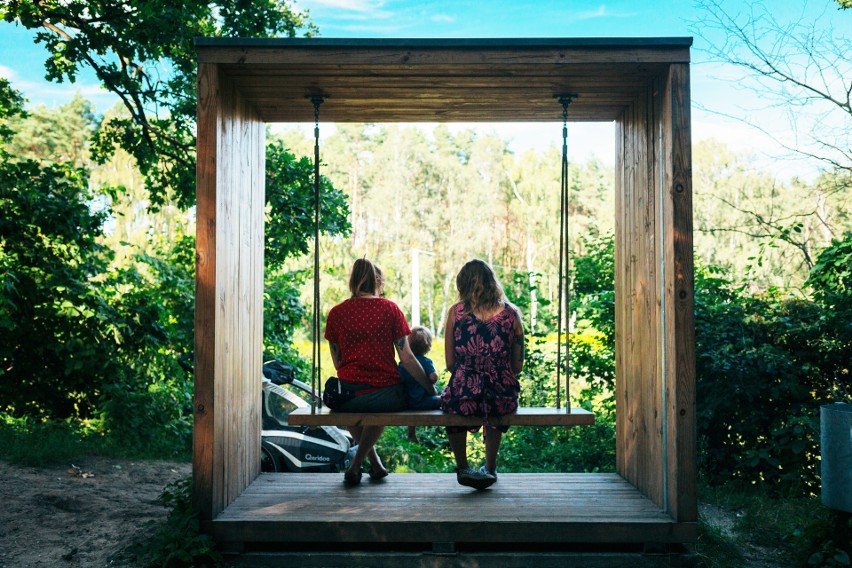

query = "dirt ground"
[0, 457, 797, 568]
[0, 457, 190, 568]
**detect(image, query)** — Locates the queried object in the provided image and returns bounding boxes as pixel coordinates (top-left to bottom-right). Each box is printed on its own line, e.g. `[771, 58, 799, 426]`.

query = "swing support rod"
[555, 94, 577, 412]
[309, 94, 327, 414]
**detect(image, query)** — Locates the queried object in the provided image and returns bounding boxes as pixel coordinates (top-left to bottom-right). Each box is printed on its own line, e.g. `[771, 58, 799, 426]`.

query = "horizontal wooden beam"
[288, 406, 595, 427]
[195, 38, 690, 122]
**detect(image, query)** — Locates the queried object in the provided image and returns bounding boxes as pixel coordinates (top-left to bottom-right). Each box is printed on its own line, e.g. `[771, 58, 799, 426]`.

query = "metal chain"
[555, 95, 575, 412]
[310, 95, 325, 413]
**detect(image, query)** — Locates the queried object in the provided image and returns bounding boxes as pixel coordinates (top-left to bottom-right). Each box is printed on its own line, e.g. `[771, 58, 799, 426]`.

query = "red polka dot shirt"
[324, 297, 411, 388]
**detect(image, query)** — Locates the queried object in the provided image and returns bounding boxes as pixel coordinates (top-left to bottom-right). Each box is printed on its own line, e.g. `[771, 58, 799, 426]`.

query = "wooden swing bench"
[288, 406, 594, 428]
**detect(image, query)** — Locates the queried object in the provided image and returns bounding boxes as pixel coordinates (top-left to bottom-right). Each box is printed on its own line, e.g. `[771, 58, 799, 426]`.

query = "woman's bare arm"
[395, 336, 437, 395]
[444, 305, 457, 372]
[511, 313, 525, 375]
[328, 341, 342, 370]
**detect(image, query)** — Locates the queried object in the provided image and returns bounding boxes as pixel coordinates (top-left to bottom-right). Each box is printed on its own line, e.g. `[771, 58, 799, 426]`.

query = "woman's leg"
[447, 429, 469, 469]
[407, 426, 419, 444]
[484, 427, 503, 473]
[346, 425, 385, 476]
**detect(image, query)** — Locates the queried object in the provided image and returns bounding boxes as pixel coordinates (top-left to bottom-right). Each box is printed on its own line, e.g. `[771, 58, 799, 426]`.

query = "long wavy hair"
[348, 258, 384, 297]
[456, 259, 507, 315]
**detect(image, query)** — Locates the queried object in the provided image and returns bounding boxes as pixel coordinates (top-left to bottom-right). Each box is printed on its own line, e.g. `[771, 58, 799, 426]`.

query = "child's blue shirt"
[398, 355, 440, 410]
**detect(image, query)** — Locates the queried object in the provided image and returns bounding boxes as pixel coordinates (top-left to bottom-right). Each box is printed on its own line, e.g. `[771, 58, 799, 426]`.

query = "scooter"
[260, 360, 356, 473]
[179, 355, 356, 473]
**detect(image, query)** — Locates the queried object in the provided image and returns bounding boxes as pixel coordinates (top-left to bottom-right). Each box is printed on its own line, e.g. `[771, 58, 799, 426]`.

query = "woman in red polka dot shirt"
[325, 258, 435, 486]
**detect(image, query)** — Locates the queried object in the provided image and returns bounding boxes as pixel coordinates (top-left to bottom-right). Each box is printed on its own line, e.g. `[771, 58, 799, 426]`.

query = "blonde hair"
[409, 326, 433, 356]
[348, 258, 384, 297]
[456, 259, 507, 315]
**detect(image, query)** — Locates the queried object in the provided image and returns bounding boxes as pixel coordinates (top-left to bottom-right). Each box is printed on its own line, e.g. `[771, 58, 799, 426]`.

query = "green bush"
[131, 476, 222, 568]
[695, 260, 848, 491]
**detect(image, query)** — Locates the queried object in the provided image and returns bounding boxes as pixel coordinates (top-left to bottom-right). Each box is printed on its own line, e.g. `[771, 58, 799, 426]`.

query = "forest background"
[0, 0, 850, 566]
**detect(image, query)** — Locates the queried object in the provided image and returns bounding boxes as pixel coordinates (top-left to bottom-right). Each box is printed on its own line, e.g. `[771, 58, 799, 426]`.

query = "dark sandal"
[456, 467, 495, 490]
[368, 467, 389, 481]
[343, 468, 362, 486]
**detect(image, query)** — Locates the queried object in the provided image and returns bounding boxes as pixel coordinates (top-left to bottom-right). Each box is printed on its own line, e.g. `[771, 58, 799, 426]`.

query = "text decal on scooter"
[305, 454, 331, 462]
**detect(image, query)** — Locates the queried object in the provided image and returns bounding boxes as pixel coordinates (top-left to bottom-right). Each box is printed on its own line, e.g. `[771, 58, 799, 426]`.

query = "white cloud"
[297, 0, 392, 19]
[9, 78, 118, 112]
[0, 65, 17, 80]
[693, 117, 824, 182]
[575, 5, 608, 19]
[568, 5, 635, 21]
[431, 14, 455, 23]
[305, 0, 384, 12]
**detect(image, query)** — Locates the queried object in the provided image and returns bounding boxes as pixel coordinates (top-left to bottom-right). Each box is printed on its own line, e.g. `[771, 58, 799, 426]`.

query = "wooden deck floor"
[212, 473, 695, 547]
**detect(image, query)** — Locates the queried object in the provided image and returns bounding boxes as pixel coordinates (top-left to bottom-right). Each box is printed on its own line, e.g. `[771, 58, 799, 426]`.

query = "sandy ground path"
[0, 458, 190, 567]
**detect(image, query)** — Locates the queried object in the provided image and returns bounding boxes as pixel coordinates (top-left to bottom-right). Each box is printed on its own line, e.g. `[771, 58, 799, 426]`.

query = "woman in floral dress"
[441, 259, 525, 490]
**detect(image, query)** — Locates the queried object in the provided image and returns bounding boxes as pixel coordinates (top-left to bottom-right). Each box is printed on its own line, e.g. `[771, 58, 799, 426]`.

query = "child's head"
[408, 326, 433, 356]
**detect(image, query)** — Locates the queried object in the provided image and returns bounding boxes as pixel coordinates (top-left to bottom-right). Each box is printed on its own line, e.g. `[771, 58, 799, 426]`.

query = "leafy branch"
[2, 0, 317, 209]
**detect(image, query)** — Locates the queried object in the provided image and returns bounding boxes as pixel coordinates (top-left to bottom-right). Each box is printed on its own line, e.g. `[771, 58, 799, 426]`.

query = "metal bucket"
[821, 403, 852, 513]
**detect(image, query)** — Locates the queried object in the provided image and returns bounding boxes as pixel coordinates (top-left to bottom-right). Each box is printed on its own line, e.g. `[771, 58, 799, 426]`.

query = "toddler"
[398, 326, 441, 443]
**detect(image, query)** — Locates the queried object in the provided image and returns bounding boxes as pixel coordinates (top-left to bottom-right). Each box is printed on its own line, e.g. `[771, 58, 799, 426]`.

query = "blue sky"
[0, 0, 847, 178]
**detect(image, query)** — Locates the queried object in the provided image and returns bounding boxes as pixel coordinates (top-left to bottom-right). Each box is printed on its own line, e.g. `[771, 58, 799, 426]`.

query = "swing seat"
[288, 406, 594, 428]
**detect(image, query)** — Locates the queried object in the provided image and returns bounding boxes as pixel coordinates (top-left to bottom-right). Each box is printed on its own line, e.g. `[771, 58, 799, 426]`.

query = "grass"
[697, 479, 849, 567]
[0, 412, 191, 466]
[695, 519, 746, 568]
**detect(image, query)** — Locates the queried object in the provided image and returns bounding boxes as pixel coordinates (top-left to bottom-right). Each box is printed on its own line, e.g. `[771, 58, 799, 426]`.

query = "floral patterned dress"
[440, 303, 520, 431]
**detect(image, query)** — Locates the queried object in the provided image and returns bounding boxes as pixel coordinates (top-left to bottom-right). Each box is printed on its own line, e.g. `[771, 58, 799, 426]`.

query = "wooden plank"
[209, 473, 697, 545]
[197, 44, 691, 67]
[288, 406, 595, 427]
[614, 110, 625, 480]
[248, 106, 265, 497]
[662, 63, 696, 523]
[616, 99, 636, 488]
[639, 85, 663, 507]
[218, 74, 236, 512]
[196, 37, 693, 50]
[221, 64, 668, 79]
[250, 105, 628, 123]
[194, 62, 219, 522]
[190, 41, 686, 123]
[614, 84, 668, 510]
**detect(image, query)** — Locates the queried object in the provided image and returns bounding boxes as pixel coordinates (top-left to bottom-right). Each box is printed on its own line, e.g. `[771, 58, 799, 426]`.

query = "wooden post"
[662, 63, 696, 523]
[194, 62, 218, 521]
[194, 63, 266, 521]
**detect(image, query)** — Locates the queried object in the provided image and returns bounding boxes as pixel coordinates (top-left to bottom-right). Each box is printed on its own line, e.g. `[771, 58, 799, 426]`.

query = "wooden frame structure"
[194, 37, 696, 551]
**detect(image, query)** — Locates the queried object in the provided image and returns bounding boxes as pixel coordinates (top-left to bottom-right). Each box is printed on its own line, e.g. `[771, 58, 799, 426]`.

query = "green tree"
[2, 0, 317, 208]
[5, 93, 96, 167]
[806, 233, 852, 402]
[263, 136, 350, 362]
[0, 82, 149, 418]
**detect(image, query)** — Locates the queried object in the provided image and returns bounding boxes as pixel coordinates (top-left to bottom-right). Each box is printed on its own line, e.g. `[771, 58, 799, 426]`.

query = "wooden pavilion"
[193, 38, 696, 554]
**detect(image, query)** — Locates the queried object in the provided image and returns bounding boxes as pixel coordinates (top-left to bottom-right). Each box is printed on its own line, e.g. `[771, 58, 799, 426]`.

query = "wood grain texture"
[194, 62, 218, 521]
[614, 83, 665, 509]
[288, 406, 595, 427]
[194, 66, 265, 520]
[662, 64, 697, 523]
[193, 40, 696, 544]
[211, 473, 696, 545]
[192, 40, 690, 122]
